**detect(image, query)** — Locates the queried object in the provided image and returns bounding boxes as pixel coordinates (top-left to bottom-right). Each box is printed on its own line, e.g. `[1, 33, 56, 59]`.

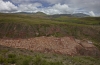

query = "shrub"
[22, 58, 30, 65]
[7, 54, 16, 64]
[33, 55, 63, 65]
[7, 58, 16, 64]
[8, 54, 16, 58]
[0, 56, 5, 64]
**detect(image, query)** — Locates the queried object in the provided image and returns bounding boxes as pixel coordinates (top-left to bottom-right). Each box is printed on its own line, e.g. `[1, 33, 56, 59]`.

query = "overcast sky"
[0, 0, 100, 16]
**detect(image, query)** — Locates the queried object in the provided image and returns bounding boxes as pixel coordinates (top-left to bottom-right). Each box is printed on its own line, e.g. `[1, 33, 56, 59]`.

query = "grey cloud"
[40, 0, 62, 4]
[18, 3, 42, 12]
[89, 11, 95, 16]
[1, 0, 100, 16]
[0, 0, 17, 13]
[17, 3, 74, 15]
[69, 0, 100, 14]
[40, 3, 75, 15]
[10, 0, 35, 4]
[40, 0, 100, 16]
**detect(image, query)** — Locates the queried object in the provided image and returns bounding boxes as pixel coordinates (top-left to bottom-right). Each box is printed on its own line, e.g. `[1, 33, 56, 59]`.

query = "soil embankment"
[0, 36, 99, 56]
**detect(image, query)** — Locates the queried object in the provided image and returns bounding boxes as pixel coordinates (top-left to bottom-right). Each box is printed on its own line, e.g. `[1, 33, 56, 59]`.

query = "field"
[0, 13, 100, 65]
[0, 45, 100, 65]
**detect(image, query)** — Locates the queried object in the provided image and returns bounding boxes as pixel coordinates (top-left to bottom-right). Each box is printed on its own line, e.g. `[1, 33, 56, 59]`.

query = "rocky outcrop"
[0, 36, 100, 56]
[75, 39, 100, 56]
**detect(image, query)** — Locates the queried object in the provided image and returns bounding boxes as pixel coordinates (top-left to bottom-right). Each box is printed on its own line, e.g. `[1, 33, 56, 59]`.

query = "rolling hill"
[0, 13, 100, 65]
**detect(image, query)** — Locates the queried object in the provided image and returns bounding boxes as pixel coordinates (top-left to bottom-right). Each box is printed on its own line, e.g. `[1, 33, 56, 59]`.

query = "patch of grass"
[0, 55, 5, 64]
[13, 55, 32, 65]
[0, 45, 100, 65]
[33, 55, 63, 65]
[8, 54, 16, 58]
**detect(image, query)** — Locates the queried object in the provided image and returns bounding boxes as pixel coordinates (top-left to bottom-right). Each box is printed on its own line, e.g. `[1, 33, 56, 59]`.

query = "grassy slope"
[0, 45, 100, 65]
[0, 13, 100, 65]
[0, 13, 100, 42]
[0, 14, 100, 48]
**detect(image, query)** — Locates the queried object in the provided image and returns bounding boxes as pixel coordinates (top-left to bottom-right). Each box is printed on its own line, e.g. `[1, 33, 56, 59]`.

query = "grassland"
[0, 13, 100, 65]
[0, 13, 100, 43]
[0, 45, 100, 65]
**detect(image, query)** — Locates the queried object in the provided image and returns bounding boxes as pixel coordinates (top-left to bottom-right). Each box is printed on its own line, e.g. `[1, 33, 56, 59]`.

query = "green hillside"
[0, 13, 100, 65]
[0, 13, 100, 46]
[0, 13, 100, 42]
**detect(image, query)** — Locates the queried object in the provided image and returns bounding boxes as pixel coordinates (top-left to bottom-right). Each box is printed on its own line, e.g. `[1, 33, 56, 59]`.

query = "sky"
[0, 0, 100, 16]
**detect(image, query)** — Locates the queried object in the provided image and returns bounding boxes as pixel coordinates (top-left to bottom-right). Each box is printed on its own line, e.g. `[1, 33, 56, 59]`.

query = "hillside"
[49, 13, 89, 18]
[0, 13, 100, 65]
[0, 13, 100, 41]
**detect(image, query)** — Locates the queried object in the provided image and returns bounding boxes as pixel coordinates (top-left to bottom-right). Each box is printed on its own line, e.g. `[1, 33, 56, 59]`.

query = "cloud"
[0, 0, 17, 12]
[18, 3, 42, 12]
[40, 3, 75, 15]
[1, 0, 100, 16]
[89, 11, 95, 16]
[68, 0, 100, 15]
[41, 0, 62, 4]
[16, 3, 75, 15]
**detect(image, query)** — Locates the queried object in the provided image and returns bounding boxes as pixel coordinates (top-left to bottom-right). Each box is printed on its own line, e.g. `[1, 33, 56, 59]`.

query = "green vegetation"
[0, 13, 100, 46]
[0, 13, 100, 65]
[0, 14, 100, 48]
[0, 45, 100, 65]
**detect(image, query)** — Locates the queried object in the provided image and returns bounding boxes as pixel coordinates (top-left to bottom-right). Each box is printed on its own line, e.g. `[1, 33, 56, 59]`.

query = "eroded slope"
[0, 36, 99, 56]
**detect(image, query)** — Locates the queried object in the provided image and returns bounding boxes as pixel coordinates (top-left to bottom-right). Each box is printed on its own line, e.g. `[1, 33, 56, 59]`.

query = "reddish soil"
[0, 36, 100, 56]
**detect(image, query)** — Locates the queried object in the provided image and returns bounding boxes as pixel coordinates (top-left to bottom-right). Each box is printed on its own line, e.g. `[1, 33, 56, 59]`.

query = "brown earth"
[0, 36, 100, 56]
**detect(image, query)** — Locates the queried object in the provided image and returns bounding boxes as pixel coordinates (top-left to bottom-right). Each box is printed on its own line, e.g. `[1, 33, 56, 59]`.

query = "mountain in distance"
[50, 13, 90, 18]
[15, 12, 32, 14]
[73, 13, 90, 17]
[15, 11, 46, 15]
[14, 12, 90, 17]
[33, 12, 46, 16]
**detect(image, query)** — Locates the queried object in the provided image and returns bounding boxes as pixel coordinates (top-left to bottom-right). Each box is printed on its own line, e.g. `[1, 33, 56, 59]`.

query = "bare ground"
[0, 36, 100, 56]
